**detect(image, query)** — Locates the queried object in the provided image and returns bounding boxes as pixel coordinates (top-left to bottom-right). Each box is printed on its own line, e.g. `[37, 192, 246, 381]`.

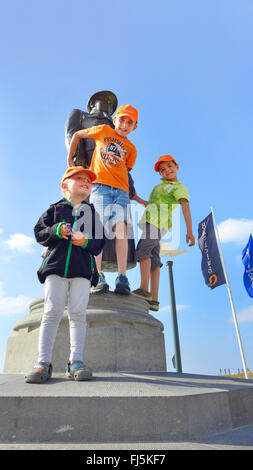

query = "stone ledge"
[1, 372, 253, 443]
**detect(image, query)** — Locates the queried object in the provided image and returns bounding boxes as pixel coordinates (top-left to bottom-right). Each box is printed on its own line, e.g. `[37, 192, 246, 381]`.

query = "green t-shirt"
[139, 179, 190, 232]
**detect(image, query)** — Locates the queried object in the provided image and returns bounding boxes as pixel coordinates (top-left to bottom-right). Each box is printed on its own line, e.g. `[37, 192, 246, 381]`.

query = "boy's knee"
[114, 221, 127, 238]
[42, 307, 63, 324]
[68, 310, 86, 323]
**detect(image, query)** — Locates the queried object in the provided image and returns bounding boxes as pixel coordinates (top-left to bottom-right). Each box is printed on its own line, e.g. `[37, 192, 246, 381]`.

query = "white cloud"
[4, 233, 36, 254]
[236, 305, 253, 324]
[0, 282, 4, 297]
[0, 281, 32, 317]
[159, 304, 191, 313]
[217, 219, 253, 245]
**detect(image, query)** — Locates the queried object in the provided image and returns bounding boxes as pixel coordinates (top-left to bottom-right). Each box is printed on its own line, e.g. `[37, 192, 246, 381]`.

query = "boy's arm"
[67, 129, 89, 166]
[180, 199, 195, 247]
[79, 232, 106, 256]
[130, 193, 148, 207]
[128, 171, 148, 206]
[34, 207, 71, 246]
[34, 207, 62, 246]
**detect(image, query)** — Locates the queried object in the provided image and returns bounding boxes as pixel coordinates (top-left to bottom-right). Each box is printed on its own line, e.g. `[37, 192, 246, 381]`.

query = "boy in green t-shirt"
[132, 154, 195, 311]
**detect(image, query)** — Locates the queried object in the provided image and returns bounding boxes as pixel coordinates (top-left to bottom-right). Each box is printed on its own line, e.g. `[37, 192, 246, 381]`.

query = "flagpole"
[166, 260, 183, 373]
[211, 207, 249, 380]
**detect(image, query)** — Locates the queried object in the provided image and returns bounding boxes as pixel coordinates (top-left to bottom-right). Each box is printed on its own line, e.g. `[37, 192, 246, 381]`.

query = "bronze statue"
[65, 91, 139, 272]
[65, 92, 116, 163]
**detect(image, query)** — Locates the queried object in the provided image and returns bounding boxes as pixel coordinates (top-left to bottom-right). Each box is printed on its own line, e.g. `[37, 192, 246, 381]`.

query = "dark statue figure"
[65, 91, 137, 272]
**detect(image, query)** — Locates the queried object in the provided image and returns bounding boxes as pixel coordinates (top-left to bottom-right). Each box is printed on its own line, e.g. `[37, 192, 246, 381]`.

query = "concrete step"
[1, 372, 253, 444]
[1, 426, 253, 450]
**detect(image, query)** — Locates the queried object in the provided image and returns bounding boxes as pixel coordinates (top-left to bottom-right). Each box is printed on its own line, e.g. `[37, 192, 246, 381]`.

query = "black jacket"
[34, 198, 105, 285]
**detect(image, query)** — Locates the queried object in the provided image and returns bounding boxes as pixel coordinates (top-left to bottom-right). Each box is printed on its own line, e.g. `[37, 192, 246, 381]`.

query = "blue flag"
[198, 213, 226, 289]
[242, 234, 253, 298]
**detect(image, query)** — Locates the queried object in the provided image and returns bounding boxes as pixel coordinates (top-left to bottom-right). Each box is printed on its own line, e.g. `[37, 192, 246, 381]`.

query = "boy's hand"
[60, 224, 72, 239]
[141, 199, 149, 207]
[186, 232, 195, 247]
[130, 194, 149, 207]
[71, 231, 87, 246]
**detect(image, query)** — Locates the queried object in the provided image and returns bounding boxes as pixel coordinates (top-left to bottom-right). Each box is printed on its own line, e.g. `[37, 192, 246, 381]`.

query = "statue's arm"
[128, 172, 136, 199]
[65, 109, 83, 149]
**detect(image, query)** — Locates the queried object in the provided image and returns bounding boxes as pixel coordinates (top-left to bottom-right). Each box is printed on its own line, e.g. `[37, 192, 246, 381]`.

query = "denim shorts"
[90, 183, 131, 235]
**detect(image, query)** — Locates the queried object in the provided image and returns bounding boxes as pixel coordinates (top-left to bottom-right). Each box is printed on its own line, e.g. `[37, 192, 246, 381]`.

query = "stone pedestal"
[4, 293, 167, 373]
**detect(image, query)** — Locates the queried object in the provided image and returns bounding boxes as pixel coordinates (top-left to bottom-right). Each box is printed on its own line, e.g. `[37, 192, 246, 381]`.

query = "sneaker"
[148, 300, 160, 311]
[132, 288, 152, 301]
[66, 361, 92, 381]
[24, 362, 52, 384]
[114, 273, 131, 295]
[91, 271, 109, 294]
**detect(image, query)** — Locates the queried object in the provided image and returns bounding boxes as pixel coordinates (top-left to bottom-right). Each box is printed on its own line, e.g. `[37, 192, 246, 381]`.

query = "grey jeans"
[38, 275, 91, 363]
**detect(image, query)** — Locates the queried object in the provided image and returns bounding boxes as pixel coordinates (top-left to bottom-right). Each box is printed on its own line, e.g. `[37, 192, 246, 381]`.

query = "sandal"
[24, 362, 53, 384]
[148, 300, 160, 311]
[131, 288, 152, 301]
[66, 361, 92, 381]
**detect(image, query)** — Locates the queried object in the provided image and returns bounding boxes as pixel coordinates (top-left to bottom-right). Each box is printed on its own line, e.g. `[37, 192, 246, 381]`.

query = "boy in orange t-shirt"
[67, 105, 138, 294]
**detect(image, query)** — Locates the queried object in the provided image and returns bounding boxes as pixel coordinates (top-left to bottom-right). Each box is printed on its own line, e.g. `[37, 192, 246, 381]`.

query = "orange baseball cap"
[154, 155, 177, 172]
[115, 105, 138, 123]
[61, 166, 97, 184]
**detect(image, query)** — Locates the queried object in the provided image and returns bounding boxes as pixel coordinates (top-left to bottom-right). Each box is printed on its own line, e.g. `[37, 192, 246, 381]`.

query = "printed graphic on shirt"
[100, 141, 127, 168]
[163, 184, 174, 194]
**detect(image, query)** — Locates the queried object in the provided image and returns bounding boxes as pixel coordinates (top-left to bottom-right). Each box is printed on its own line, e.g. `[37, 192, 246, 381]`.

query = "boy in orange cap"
[132, 155, 195, 311]
[67, 105, 139, 295]
[25, 167, 105, 383]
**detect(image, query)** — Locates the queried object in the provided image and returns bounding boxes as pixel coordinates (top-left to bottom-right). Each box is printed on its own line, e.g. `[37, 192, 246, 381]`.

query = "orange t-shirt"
[86, 124, 137, 193]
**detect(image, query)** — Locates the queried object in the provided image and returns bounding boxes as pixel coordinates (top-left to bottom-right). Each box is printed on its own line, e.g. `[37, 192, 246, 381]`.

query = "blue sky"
[0, 0, 253, 376]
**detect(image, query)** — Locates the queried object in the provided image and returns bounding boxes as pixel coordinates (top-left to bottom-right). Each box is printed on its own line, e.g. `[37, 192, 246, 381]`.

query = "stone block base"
[4, 292, 167, 373]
